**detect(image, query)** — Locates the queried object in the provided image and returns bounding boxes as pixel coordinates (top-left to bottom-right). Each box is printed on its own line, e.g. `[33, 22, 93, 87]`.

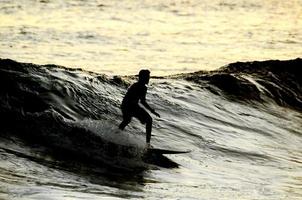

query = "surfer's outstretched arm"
[141, 100, 160, 117]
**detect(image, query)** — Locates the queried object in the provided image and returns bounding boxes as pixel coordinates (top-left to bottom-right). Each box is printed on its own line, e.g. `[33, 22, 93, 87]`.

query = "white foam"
[76, 119, 146, 149]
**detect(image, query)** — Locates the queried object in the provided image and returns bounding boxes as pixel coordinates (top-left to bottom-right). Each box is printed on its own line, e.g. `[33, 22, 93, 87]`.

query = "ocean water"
[0, 0, 302, 75]
[0, 58, 301, 199]
[1, 1, 302, 200]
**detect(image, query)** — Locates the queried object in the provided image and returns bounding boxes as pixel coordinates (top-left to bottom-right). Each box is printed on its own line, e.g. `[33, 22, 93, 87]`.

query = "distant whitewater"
[0, 58, 301, 199]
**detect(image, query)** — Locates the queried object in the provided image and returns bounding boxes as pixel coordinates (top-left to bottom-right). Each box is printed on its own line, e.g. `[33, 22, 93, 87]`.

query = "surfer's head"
[138, 69, 150, 84]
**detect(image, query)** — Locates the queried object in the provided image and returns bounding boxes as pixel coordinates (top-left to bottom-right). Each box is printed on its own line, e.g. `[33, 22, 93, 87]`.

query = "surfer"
[119, 69, 160, 148]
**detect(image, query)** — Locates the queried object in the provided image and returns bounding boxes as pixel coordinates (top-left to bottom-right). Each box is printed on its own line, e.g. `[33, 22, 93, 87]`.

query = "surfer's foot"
[146, 143, 151, 149]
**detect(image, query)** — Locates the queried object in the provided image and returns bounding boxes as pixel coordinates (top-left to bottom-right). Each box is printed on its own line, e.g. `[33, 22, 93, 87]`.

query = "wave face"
[182, 58, 302, 111]
[0, 58, 302, 199]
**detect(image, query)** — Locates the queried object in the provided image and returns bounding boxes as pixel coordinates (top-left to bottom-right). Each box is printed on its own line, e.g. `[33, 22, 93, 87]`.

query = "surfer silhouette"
[119, 69, 160, 147]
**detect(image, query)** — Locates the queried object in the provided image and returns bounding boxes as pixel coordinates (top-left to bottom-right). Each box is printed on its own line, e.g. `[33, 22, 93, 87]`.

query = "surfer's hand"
[152, 110, 160, 118]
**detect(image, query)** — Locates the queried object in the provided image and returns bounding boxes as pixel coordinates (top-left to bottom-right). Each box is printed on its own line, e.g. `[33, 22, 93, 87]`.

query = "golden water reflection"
[0, 0, 301, 75]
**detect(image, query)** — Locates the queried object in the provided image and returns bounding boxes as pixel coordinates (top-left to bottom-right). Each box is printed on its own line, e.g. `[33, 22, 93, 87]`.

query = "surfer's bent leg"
[119, 107, 132, 130]
[146, 117, 152, 143]
[119, 118, 131, 130]
[133, 106, 152, 143]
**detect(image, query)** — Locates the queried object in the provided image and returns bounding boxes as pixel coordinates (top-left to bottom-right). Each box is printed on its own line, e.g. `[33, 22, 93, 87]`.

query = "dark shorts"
[121, 105, 152, 124]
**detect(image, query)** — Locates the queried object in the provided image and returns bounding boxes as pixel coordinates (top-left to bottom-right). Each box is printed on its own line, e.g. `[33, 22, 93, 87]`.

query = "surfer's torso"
[122, 82, 147, 108]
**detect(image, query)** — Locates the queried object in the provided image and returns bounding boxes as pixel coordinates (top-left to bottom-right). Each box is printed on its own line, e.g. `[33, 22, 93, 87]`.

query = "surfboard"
[147, 148, 191, 154]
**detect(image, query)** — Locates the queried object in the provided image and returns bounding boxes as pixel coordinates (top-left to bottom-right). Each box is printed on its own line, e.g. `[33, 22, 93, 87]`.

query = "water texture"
[0, 0, 302, 75]
[0, 58, 301, 199]
[1, 0, 302, 199]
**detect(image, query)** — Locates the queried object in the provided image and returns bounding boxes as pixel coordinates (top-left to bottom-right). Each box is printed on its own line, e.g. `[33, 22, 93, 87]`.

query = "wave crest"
[182, 58, 302, 110]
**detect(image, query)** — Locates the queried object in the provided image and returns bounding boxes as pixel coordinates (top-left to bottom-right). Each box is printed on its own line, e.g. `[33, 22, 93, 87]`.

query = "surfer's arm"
[140, 99, 152, 111]
[141, 99, 160, 118]
[140, 86, 160, 117]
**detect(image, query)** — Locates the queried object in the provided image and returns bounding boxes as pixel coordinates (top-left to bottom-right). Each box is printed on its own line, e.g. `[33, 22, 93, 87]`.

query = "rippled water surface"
[0, 0, 302, 75]
[0, 1, 302, 199]
[0, 58, 302, 199]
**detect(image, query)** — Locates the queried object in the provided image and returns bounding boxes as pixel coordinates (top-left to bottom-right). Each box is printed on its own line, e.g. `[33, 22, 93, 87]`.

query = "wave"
[0, 58, 301, 171]
[0, 58, 178, 171]
[180, 58, 302, 111]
